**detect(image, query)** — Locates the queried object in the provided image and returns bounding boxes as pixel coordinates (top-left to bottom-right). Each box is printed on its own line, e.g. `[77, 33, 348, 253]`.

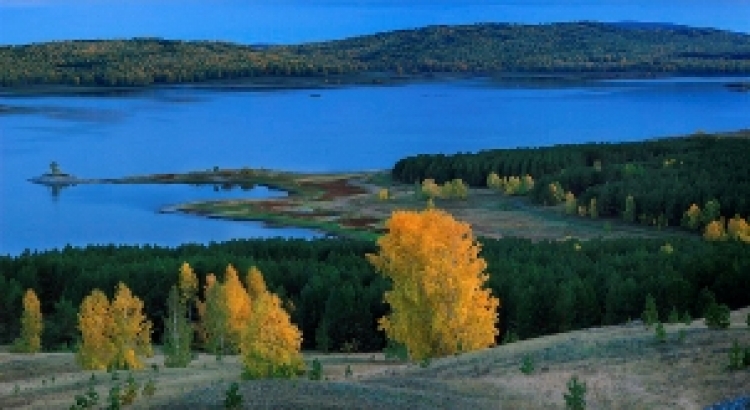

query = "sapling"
[520, 355, 535, 375]
[654, 322, 667, 343]
[563, 375, 587, 410]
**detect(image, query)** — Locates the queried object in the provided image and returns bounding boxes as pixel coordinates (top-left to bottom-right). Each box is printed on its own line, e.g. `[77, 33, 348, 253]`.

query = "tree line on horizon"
[1, 235, 747, 353]
[2, 22, 750, 87]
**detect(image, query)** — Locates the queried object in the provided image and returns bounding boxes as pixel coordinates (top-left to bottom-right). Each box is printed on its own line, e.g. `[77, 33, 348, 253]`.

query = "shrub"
[563, 375, 587, 410]
[667, 306, 680, 324]
[142, 379, 156, 398]
[705, 302, 731, 329]
[224, 382, 243, 410]
[520, 355, 535, 375]
[642, 294, 659, 329]
[70, 386, 99, 410]
[728, 341, 746, 371]
[654, 322, 667, 343]
[308, 359, 323, 381]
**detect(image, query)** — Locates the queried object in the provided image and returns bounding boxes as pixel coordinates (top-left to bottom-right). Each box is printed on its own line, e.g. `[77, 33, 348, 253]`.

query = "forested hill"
[3, 22, 750, 87]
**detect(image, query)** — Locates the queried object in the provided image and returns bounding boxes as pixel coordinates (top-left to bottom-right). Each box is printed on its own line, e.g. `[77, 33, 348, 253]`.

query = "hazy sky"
[1, 0, 748, 45]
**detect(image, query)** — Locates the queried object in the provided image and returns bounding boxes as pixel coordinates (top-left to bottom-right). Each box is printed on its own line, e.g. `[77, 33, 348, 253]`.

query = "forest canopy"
[2, 22, 750, 87]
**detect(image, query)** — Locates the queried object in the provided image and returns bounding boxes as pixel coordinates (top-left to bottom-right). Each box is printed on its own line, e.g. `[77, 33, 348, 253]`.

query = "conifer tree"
[163, 286, 193, 368]
[367, 207, 500, 361]
[12, 289, 43, 353]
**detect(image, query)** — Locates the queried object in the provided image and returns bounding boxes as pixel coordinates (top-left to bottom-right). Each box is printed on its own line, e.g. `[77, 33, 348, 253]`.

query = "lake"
[2, 77, 749, 255]
[2, 1, 750, 255]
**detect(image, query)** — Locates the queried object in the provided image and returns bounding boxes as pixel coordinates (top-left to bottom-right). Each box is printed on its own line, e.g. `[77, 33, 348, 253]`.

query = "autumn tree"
[704, 220, 727, 241]
[224, 264, 251, 348]
[203, 277, 231, 359]
[367, 207, 500, 362]
[682, 203, 702, 230]
[564, 192, 577, 215]
[163, 286, 193, 367]
[12, 289, 43, 353]
[77, 290, 115, 370]
[178, 262, 199, 319]
[76, 283, 152, 371]
[240, 267, 304, 379]
[109, 283, 153, 370]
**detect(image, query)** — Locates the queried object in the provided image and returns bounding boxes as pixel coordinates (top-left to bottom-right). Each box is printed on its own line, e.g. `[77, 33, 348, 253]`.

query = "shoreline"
[4, 72, 750, 97]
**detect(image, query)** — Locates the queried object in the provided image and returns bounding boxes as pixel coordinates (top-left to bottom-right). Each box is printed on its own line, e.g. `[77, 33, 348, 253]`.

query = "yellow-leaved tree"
[203, 276, 231, 359]
[224, 264, 252, 347]
[367, 207, 500, 362]
[12, 289, 43, 353]
[110, 282, 153, 370]
[76, 283, 153, 370]
[178, 262, 199, 315]
[77, 290, 115, 370]
[241, 267, 304, 379]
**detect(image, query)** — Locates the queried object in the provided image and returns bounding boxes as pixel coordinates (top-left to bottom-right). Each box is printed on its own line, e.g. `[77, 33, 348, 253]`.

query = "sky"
[1, 0, 749, 45]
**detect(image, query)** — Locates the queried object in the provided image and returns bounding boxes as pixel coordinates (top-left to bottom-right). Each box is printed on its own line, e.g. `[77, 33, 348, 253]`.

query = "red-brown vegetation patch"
[308, 179, 368, 200]
[340, 216, 381, 228]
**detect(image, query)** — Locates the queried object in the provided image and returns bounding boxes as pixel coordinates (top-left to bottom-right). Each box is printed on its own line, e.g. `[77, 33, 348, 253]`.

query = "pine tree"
[12, 289, 43, 353]
[642, 293, 659, 329]
[163, 286, 193, 368]
[623, 195, 636, 223]
[367, 207, 500, 362]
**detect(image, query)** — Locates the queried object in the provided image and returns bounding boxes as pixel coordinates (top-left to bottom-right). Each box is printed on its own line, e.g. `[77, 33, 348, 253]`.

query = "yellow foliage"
[77, 290, 115, 370]
[486, 172, 502, 190]
[109, 283, 153, 370]
[589, 197, 598, 219]
[564, 192, 577, 215]
[76, 284, 153, 371]
[703, 219, 727, 241]
[367, 208, 500, 361]
[378, 188, 389, 201]
[578, 205, 588, 217]
[13, 289, 43, 353]
[178, 262, 199, 306]
[421, 179, 442, 199]
[224, 264, 252, 348]
[684, 203, 702, 230]
[246, 266, 267, 300]
[240, 267, 304, 379]
[727, 215, 750, 241]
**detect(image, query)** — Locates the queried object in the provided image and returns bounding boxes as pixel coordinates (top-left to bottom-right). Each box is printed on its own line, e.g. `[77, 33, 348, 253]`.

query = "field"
[1, 308, 748, 409]
[164, 169, 692, 242]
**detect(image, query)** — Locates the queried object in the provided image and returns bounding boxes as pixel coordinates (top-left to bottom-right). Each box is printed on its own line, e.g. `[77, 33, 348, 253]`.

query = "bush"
[563, 375, 587, 410]
[654, 322, 667, 343]
[224, 382, 243, 410]
[705, 302, 731, 329]
[520, 355, 535, 375]
[728, 341, 746, 371]
[308, 359, 323, 381]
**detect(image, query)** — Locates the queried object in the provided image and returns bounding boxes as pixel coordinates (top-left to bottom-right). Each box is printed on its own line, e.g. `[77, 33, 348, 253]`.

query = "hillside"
[1, 307, 748, 409]
[2, 22, 750, 87]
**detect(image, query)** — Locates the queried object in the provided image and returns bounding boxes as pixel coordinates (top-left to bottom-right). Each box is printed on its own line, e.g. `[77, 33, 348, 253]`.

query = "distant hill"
[2, 21, 750, 87]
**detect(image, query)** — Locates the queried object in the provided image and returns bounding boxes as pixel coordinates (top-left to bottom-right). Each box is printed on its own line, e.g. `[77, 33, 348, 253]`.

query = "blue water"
[0, 0, 748, 46]
[2, 77, 749, 254]
[2, 1, 750, 255]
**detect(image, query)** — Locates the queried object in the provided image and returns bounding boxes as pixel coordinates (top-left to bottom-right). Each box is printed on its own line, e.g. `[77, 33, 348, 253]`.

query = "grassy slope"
[2, 308, 748, 409]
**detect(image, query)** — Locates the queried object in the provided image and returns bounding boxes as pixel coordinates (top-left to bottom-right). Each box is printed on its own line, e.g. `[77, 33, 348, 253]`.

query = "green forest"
[2, 22, 750, 87]
[393, 130, 750, 231]
[1, 236, 748, 353]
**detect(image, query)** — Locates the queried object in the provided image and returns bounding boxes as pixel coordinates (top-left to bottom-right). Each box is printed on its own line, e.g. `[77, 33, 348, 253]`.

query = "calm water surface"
[2, 0, 750, 254]
[2, 78, 749, 254]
